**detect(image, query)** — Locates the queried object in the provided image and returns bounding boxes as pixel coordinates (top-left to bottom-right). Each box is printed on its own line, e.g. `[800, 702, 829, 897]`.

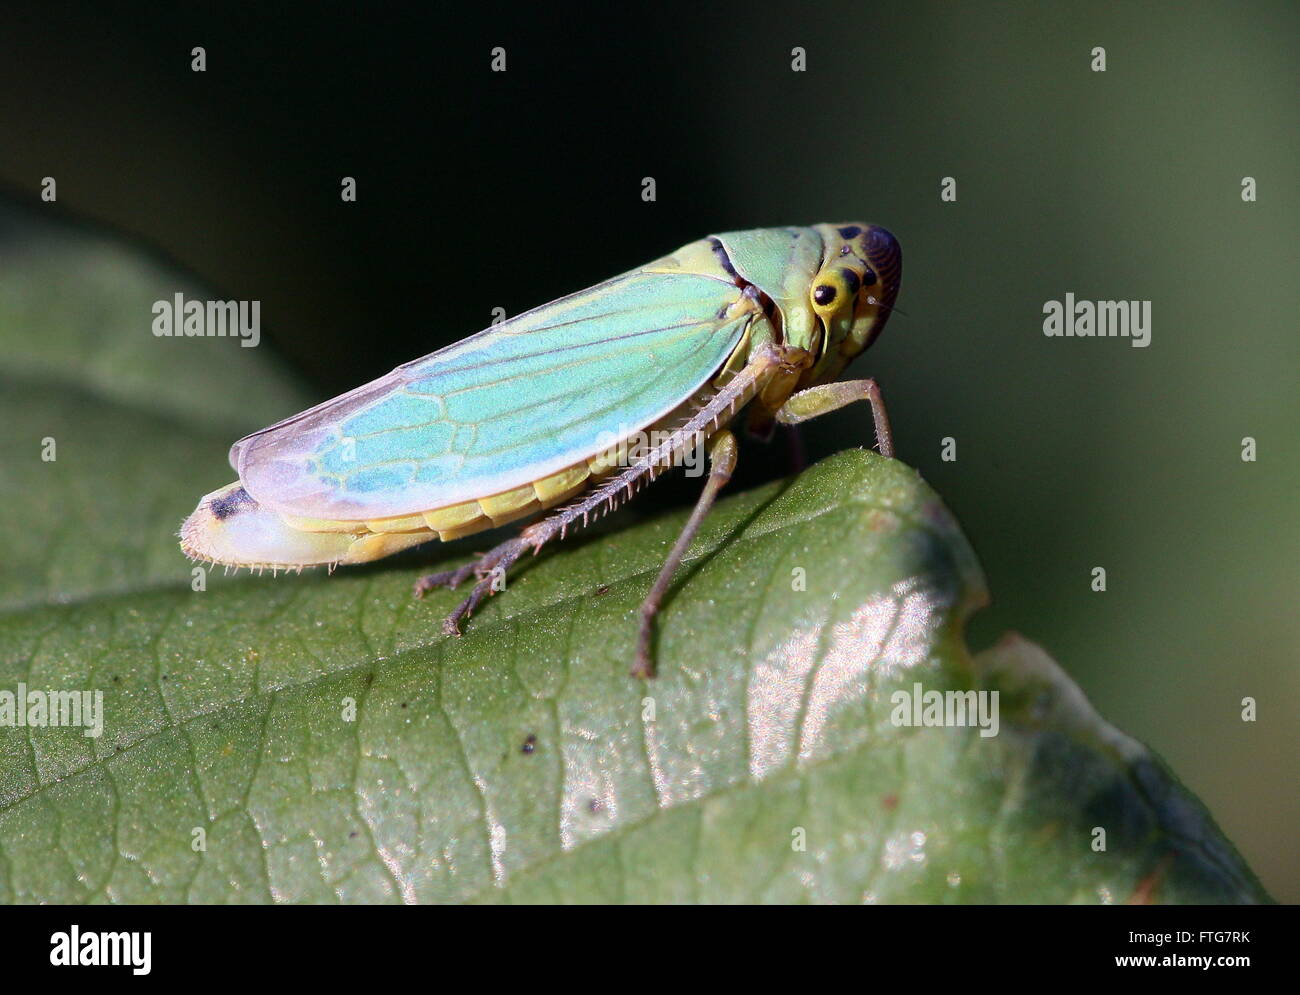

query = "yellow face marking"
[809, 256, 869, 336]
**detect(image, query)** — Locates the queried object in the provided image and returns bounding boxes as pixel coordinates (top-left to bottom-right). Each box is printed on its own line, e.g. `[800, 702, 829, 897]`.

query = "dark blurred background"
[1, 1, 1295, 899]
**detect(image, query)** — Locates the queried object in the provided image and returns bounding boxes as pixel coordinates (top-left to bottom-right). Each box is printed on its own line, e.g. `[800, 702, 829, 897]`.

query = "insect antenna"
[866, 295, 909, 319]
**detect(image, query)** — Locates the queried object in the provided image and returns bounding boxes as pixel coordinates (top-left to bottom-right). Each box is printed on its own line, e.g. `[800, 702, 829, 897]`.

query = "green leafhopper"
[181, 223, 902, 676]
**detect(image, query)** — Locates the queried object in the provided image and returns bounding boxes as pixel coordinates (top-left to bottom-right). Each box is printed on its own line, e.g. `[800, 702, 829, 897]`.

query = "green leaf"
[0, 210, 1269, 904]
[0, 203, 314, 612]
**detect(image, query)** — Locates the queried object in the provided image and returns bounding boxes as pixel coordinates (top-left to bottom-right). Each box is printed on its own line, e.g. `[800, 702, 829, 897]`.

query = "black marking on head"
[813, 285, 836, 306]
[210, 486, 255, 521]
[841, 269, 861, 295]
[861, 227, 903, 347]
[862, 268, 877, 286]
[837, 225, 863, 239]
[865, 226, 902, 286]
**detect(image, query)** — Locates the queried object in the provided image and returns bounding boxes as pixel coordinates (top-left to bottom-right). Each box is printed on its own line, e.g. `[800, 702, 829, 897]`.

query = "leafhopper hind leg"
[775, 379, 894, 458]
[412, 346, 783, 670]
[634, 428, 738, 680]
[413, 534, 529, 632]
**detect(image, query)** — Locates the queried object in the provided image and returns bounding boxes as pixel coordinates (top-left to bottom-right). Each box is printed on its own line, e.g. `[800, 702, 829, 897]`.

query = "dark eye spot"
[837, 225, 863, 238]
[813, 285, 836, 306]
[862, 269, 877, 286]
[841, 269, 861, 295]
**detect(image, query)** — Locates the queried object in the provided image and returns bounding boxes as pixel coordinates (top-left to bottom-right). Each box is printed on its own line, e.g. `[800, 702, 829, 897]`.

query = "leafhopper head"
[806, 223, 902, 383]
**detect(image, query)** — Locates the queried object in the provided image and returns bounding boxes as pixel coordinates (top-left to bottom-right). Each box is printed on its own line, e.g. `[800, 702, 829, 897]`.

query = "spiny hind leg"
[411, 450, 661, 635]
[413, 534, 529, 635]
[412, 559, 480, 594]
[775, 378, 893, 458]
[414, 351, 779, 643]
[411, 461, 657, 638]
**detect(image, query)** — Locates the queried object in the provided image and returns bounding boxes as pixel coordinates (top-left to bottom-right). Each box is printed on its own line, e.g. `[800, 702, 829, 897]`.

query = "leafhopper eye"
[813, 267, 863, 312]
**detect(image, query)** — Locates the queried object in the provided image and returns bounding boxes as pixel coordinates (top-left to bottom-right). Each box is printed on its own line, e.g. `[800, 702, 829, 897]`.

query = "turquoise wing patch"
[231, 268, 749, 519]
